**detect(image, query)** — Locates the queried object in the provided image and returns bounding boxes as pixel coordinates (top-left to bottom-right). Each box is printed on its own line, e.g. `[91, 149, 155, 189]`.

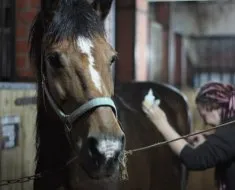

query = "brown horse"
[29, 0, 125, 189]
[28, 0, 192, 189]
[114, 82, 192, 190]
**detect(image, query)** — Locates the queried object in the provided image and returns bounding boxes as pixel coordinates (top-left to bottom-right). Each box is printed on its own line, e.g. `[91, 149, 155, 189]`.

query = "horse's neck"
[35, 95, 71, 189]
[36, 105, 69, 165]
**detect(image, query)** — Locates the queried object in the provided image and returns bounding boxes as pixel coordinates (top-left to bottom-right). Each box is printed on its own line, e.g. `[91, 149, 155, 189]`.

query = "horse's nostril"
[121, 134, 125, 145]
[87, 137, 105, 167]
[88, 137, 99, 154]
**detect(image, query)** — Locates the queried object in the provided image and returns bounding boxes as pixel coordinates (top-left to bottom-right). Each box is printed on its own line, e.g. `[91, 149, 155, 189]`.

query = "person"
[142, 81, 235, 190]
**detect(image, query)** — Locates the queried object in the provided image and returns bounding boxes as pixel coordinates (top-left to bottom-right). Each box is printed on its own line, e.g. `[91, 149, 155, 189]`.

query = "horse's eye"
[46, 52, 63, 69]
[110, 55, 117, 66]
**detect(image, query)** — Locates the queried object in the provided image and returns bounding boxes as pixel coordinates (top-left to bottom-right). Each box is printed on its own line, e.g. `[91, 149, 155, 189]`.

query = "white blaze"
[77, 37, 102, 92]
[97, 139, 121, 160]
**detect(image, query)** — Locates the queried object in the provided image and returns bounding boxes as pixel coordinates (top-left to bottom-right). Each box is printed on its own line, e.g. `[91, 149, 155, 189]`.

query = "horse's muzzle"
[81, 134, 125, 179]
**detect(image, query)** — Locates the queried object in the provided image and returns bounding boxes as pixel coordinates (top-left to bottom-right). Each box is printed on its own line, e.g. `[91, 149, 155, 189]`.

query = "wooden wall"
[0, 83, 36, 190]
[182, 88, 217, 190]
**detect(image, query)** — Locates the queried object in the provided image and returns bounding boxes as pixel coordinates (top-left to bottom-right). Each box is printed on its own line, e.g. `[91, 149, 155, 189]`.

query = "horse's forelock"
[29, 0, 106, 77]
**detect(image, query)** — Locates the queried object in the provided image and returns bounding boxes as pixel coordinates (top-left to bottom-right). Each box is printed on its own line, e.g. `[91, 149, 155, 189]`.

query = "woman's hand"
[142, 100, 168, 127]
[142, 99, 188, 155]
[187, 132, 206, 148]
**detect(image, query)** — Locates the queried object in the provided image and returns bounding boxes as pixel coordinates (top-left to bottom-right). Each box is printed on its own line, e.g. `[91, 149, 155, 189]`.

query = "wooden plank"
[0, 87, 36, 190]
[1, 90, 14, 190]
[0, 114, 2, 188]
[22, 90, 36, 190]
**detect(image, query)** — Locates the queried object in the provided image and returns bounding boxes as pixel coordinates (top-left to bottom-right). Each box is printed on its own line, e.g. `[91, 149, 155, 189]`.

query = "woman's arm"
[152, 119, 188, 156]
[142, 102, 235, 170]
[142, 102, 194, 155]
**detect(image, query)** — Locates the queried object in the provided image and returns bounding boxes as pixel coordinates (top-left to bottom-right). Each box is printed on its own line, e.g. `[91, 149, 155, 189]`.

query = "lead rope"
[120, 119, 235, 180]
[0, 155, 79, 187]
[0, 119, 233, 185]
[1, 120, 235, 185]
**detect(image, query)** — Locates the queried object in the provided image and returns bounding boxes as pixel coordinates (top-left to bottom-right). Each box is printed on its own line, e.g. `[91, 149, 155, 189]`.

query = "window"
[186, 36, 235, 88]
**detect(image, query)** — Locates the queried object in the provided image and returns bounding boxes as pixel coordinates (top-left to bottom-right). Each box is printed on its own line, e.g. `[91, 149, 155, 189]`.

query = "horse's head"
[30, 0, 125, 179]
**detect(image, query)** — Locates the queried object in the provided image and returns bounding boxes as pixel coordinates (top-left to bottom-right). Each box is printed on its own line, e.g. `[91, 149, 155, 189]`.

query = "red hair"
[195, 81, 235, 121]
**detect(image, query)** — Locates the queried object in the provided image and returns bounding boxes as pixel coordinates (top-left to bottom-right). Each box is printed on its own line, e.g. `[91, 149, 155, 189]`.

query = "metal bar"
[0, 0, 4, 182]
[0, 0, 4, 79]
[10, 0, 16, 81]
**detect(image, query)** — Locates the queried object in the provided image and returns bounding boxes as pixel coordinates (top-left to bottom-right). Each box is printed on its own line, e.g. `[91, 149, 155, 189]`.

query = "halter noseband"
[41, 74, 117, 132]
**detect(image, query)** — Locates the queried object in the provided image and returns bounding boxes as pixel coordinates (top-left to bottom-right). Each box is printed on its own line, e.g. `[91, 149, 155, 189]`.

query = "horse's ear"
[88, 0, 113, 21]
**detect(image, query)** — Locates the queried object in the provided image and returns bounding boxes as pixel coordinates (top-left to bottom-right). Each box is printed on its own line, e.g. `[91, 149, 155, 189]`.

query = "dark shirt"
[179, 121, 235, 190]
